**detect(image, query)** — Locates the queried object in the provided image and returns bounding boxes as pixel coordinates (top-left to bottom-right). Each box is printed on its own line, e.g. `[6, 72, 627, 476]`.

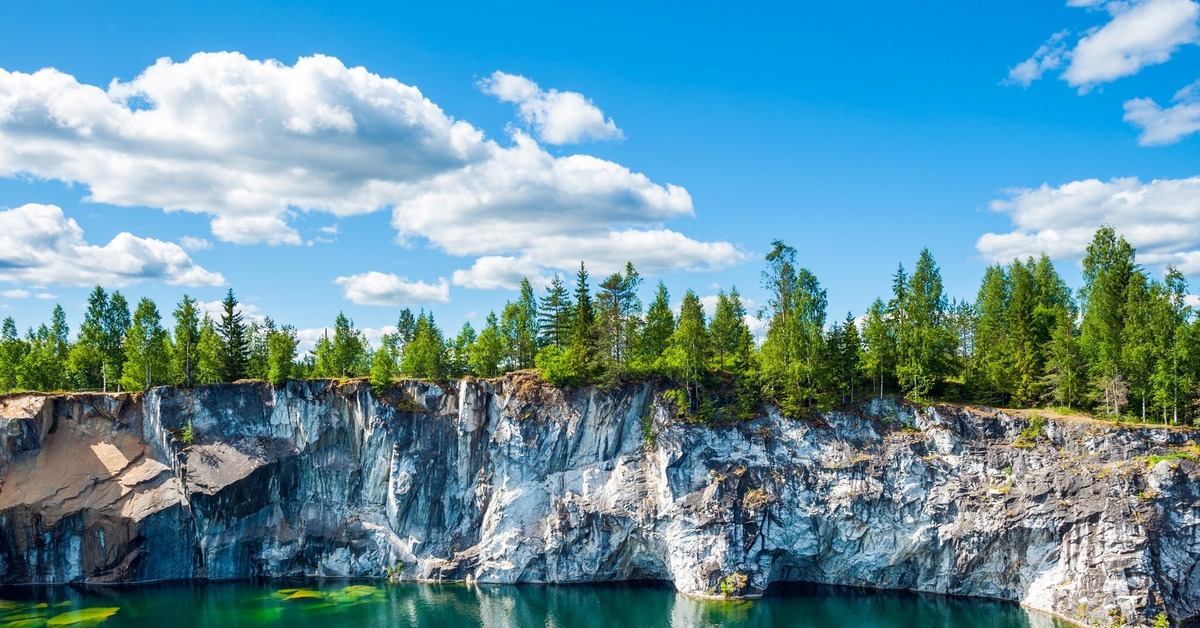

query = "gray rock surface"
[1, 375, 1197, 626]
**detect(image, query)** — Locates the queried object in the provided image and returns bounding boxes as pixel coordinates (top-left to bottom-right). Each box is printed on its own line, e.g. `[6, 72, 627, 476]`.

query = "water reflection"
[0, 580, 1070, 627]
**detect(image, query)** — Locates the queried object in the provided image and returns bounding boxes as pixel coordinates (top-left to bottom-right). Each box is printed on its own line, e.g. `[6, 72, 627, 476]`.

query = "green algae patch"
[283, 589, 324, 601]
[45, 607, 119, 626]
[3, 619, 48, 628]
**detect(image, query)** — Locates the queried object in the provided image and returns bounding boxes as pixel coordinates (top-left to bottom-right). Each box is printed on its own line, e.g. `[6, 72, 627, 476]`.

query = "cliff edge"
[0, 375, 1196, 626]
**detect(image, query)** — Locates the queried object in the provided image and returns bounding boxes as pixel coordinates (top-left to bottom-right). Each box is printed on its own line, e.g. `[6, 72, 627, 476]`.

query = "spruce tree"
[537, 276, 572, 350]
[218, 289, 249, 382]
[638, 282, 674, 373]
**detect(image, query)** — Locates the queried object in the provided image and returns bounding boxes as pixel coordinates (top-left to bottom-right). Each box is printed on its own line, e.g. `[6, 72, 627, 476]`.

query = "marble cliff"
[0, 375, 1196, 626]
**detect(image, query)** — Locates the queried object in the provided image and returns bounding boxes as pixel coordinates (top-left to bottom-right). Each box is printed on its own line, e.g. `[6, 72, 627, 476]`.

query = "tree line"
[1, 226, 1198, 423]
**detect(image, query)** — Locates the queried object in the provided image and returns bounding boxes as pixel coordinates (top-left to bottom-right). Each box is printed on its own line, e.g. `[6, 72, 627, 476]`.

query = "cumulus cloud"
[1065, 0, 1199, 89]
[451, 256, 551, 290]
[0, 203, 224, 287]
[1124, 79, 1200, 144]
[1010, 0, 1199, 90]
[1, 289, 29, 298]
[333, 272, 450, 306]
[977, 176, 1200, 274]
[478, 71, 622, 145]
[0, 53, 743, 295]
[0, 52, 485, 245]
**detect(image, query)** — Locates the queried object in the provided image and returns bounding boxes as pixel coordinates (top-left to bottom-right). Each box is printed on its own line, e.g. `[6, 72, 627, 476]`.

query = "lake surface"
[0, 580, 1071, 627]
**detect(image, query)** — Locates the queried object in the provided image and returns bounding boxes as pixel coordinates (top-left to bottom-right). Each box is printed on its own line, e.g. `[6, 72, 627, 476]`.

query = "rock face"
[1, 376, 1198, 626]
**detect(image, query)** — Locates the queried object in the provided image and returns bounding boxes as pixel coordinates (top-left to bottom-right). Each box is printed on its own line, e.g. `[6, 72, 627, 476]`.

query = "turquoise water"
[0, 581, 1070, 627]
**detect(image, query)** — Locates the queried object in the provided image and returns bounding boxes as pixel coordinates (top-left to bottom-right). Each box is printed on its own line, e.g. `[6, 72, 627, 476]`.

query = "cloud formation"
[1064, 0, 1199, 89]
[1124, 79, 1200, 144]
[478, 71, 622, 145]
[0, 53, 742, 296]
[1010, 0, 1199, 90]
[0, 203, 224, 288]
[977, 176, 1200, 274]
[333, 272, 450, 306]
[1008, 0, 1200, 143]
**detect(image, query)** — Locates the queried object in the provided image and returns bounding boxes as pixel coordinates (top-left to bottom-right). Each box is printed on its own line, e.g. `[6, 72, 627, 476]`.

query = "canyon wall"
[0, 376, 1196, 626]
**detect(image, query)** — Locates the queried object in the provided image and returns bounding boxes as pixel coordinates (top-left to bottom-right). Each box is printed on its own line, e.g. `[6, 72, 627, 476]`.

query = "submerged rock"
[0, 376, 1196, 626]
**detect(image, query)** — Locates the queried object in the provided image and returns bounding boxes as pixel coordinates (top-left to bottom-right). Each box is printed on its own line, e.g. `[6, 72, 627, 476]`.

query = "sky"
[0, 0, 1198, 349]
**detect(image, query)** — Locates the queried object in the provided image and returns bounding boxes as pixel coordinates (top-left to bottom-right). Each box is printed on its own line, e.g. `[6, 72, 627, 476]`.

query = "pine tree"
[218, 289, 249, 382]
[568, 262, 599, 381]
[1079, 226, 1137, 415]
[895, 249, 952, 399]
[172, 295, 201, 387]
[637, 282, 674, 373]
[0, 318, 27, 392]
[401, 313, 446, 379]
[537, 276, 572, 350]
[1042, 305, 1083, 410]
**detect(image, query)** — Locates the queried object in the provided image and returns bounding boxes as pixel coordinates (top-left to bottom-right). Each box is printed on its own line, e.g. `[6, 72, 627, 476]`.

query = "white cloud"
[478, 71, 622, 145]
[0, 203, 224, 287]
[0, 52, 486, 246]
[977, 176, 1200, 274]
[34, 292, 56, 299]
[1064, 0, 1199, 89]
[0, 53, 745, 293]
[452, 256, 551, 290]
[178, 235, 211, 251]
[333, 272, 450, 306]
[1, 289, 30, 298]
[1006, 31, 1069, 87]
[1124, 79, 1200, 144]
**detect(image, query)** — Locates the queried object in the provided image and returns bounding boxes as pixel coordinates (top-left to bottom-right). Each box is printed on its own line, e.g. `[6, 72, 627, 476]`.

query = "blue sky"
[1, 0, 1198, 348]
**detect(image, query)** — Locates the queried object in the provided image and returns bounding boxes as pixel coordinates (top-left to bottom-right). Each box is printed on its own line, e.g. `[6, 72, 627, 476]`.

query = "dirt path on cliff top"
[933, 400, 1197, 432]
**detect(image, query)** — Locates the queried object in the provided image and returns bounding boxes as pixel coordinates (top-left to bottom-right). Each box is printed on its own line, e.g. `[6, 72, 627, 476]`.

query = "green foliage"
[759, 240, 829, 413]
[194, 315, 224, 385]
[171, 295, 201, 387]
[1155, 612, 1170, 628]
[537, 275, 572, 350]
[400, 312, 446, 379]
[120, 297, 171, 391]
[635, 281, 674, 373]
[471, 313, 505, 377]
[718, 573, 748, 598]
[266, 325, 299, 385]
[369, 345, 398, 395]
[1013, 414, 1046, 448]
[218, 289, 249, 382]
[535, 345, 576, 385]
